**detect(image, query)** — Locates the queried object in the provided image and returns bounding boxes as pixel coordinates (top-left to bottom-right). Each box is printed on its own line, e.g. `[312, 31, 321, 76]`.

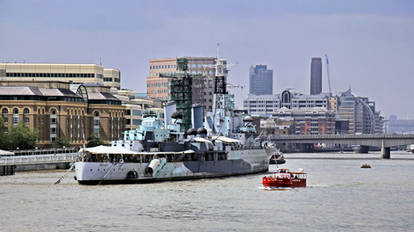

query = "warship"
[74, 55, 274, 184]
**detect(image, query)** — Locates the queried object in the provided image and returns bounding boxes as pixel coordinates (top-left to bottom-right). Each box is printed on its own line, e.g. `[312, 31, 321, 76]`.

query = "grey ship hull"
[76, 149, 272, 185]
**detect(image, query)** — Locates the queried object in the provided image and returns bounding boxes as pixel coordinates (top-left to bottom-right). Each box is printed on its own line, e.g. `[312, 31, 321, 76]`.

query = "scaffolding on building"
[159, 58, 202, 132]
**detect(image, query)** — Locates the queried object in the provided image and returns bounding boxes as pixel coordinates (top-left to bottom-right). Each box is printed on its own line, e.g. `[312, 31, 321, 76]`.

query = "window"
[13, 108, 19, 124]
[132, 119, 142, 125]
[23, 108, 29, 124]
[132, 110, 141, 116]
[2, 108, 8, 123]
[93, 111, 100, 136]
[50, 109, 57, 142]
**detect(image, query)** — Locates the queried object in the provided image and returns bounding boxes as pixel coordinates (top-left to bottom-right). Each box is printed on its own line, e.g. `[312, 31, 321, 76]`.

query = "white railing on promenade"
[0, 153, 79, 166]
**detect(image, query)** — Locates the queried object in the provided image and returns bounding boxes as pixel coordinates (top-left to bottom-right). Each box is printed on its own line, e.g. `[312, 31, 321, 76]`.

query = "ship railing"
[11, 148, 78, 156]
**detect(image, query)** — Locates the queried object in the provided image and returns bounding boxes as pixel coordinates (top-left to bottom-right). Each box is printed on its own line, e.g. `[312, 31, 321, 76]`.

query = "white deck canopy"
[211, 136, 241, 144]
[0, 149, 14, 156]
[79, 145, 139, 155]
[79, 145, 195, 155]
[193, 137, 214, 145]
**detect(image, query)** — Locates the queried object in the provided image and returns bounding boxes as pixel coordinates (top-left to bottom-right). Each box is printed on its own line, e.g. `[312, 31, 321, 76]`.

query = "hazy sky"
[1, 0, 413, 119]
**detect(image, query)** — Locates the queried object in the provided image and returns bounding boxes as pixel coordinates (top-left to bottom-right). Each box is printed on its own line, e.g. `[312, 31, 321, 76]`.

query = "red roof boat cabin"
[262, 168, 307, 188]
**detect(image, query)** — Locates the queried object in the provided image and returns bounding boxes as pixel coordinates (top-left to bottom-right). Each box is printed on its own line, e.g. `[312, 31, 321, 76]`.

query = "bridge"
[269, 134, 414, 159]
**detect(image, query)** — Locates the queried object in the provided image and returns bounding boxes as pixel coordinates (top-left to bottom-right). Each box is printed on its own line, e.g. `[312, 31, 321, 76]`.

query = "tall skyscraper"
[310, 57, 322, 95]
[249, 65, 273, 95]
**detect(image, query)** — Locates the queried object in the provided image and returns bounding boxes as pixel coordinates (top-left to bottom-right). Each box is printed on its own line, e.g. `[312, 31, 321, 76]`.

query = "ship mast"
[211, 43, 231, 136]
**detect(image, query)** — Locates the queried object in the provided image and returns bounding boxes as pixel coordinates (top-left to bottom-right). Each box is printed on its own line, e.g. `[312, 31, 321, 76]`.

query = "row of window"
[103, 77, 121, 82]
[150, 64, 215, 70]
[247, 104, 327, 108]
[2, 108, 30, 114]
[150, 64, 176, 70]
[0, 96, 84, 102]
[150, 71, 214, 77]
[2, 108, 30, 124]
[245, 100, 328, 104]
[6, 72, 98, 78]
[148, 89, 169, 94]
[147, 82, 169, 88]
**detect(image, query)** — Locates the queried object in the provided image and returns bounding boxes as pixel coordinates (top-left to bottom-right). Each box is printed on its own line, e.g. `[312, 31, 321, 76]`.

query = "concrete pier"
[0, 165, 16, 176]
[381, 140, 391, 159]
[353, 145, 370, 154]
[381, 147, 391, 159]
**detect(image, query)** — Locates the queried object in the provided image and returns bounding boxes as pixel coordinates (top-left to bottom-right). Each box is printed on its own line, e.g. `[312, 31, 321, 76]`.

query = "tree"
[0, 116, 9, 149]
[87, 134, 103, 147]
[53, 137, 72, 149]
[7, 122, 38, 150]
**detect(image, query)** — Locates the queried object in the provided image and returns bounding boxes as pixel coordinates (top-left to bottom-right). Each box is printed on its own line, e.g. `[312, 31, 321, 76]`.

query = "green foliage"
[53, 137, 72, 149]
[0, 116, 9, 149]
[0, 118, 38, 150]
[0, 116, 6, 133]
[8, 122, 38, 150]
[87, 134, 103, 147]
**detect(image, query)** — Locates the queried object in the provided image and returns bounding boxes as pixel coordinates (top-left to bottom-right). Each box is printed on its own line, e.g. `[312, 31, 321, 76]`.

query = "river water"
[1, 152, 414, 232]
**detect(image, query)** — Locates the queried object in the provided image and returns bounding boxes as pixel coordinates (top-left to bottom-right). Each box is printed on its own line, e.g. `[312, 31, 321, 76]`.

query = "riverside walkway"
[0, 148, 79, 166]
[0, 153, 78, 166]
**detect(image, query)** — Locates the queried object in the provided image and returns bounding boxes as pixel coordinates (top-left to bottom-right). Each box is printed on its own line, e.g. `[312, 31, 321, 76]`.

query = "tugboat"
[262, 168, 306, 188]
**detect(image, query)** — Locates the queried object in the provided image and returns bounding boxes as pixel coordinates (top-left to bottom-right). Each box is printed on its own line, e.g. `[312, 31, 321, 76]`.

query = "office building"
[113, 89, 164, 130]
[272, 108, 336, 135]
[147, 57, 216, 113]
[337, 89, 383, 134]
[310, 57, 322, 95]
[243, 89, 331, 116]
[0, 63, 121, 90]
[249, 65, 273, 95]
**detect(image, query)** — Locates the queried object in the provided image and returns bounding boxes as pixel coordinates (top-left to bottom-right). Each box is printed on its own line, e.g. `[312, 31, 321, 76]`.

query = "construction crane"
[325, 54, 333, 96]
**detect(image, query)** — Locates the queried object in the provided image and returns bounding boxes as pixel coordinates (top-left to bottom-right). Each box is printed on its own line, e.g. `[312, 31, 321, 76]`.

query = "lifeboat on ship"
[262, 168, 307, 188]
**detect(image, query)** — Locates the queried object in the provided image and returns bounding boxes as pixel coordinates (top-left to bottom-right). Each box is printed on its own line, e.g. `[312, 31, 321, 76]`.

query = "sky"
[1, 0, 414, 119]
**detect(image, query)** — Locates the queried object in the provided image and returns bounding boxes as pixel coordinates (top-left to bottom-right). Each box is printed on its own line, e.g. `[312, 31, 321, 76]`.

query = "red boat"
[262, 168, 307, 188]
